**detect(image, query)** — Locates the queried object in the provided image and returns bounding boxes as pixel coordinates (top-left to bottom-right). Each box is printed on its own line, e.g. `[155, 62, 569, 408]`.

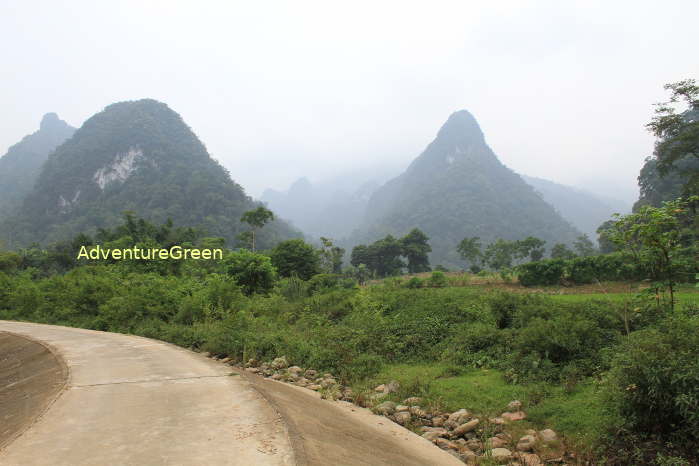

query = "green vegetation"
[1, 213, 697, 462]
[350, 228, 431, 278]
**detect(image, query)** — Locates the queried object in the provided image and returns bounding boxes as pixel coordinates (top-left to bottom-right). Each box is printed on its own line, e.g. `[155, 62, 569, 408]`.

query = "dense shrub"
[517, 259, 565, 286]
[604, 316, 699, 449]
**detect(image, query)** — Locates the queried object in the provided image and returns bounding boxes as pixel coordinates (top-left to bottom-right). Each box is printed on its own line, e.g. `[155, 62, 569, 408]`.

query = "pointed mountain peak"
[40, 112, 69, 131]
[436, 110, 484, 143]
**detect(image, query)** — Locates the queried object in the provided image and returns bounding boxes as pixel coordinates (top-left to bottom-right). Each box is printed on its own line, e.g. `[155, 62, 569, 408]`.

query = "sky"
[1, 0, 697, 204]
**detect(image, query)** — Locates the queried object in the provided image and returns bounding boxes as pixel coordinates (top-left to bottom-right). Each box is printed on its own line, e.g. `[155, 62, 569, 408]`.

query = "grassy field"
[355, 362, 612, 456]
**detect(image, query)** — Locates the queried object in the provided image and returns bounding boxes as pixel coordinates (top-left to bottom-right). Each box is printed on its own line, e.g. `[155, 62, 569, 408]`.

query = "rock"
[320, 378, 337, 388]
[245, 358, 258, 367]
[452, 419, 479, 437]
[516, 434, 537, 452]
[518, 452, 543, 466]
[384, 380, 400, 394]
[395, 405, 410, 412]
[460, 448, 477, 464]
[538, 429, 558, 444]
[393, 411, 411, 425]
[246, 367, 260, 373]
[490, 447, 513, 463]
[489, 416, 506, 425]
[307, 384, 321, 391]
[375, 401, 397, 415]
[422, 431, 442, 442]
[270, 373, 283, 380]
[488, 436, 507, 448]
[434, 438, 460, 451]
[403, 397, 422, 405]
[465, 438, 482, 453]
[323, 373, 333, 378]
[341, 388, 354, 400]
[219, 357, 231, 364]
[304, 369, 317, 378]
[374, 384, 386, 392]
[287, 365, 303, 375]
[421, 427, 448, 436]
[501, 411, 527, 422]
[409, 406, 427, 418]
[432, 415, 446, 427]
[507, 400, 523, 411]
[295, 378, 309, 387]
[271, 356, 289, 370]
[445, 409, 471, 428]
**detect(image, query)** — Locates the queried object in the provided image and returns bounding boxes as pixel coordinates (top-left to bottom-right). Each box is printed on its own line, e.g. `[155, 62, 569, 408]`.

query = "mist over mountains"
[262, 111, 625, 266]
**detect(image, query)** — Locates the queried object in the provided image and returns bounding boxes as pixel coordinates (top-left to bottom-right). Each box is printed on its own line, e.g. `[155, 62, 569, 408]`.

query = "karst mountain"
[1, 99, 298, 247]
[357, 110, 582, 266]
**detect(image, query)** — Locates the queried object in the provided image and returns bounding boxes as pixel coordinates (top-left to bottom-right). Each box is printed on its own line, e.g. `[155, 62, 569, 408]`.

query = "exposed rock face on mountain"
[358, 110, 581, 267]
[2, 99, 298, 247]
[521, 175, 629, 239]
[0, 113, 75, 218]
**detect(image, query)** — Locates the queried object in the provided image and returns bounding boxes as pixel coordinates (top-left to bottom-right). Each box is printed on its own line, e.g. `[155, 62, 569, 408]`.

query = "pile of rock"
[213, 353, 567, 464]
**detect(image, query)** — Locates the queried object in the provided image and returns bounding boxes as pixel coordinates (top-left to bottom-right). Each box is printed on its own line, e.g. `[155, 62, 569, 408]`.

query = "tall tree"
[319, 237, 345, 274]
[483, 239, 516, 271]
[606, 197, 696, 310]
[514, 236, 546, 262]
[457, 237, 483, 271]
[646, 79, 699, 196]
[240, 206, 274, 252]
[550, 243, 576, 260]
[400, 228, 431, 273]
[573, 234, 597, 257]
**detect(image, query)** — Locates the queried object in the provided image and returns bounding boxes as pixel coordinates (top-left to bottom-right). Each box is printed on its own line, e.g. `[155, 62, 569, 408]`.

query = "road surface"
[0, 321, 463, 466]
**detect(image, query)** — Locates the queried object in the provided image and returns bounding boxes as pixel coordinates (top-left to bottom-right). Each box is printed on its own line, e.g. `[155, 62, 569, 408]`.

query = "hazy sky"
[2, 0, 697, 203]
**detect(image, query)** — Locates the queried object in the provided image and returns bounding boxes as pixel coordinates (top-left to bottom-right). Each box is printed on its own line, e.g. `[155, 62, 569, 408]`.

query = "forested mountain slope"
[1, 99, 298, 247]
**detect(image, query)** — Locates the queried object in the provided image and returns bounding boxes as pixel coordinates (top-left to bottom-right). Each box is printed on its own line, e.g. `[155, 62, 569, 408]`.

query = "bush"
[517, 259, 565, 286]
[224, 249, 276, 295]
[405, 277, 423, 289]
[270, 239, 320, 280]
[427, 271, 448, 288]
[604, 316, 699, 450]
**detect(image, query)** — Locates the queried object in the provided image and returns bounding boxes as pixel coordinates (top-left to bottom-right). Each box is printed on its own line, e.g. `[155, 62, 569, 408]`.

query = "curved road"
[0, 321, 293, 466]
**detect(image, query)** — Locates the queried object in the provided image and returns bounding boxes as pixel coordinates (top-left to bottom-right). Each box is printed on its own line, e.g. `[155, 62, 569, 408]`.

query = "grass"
[358, 363, 615, 456]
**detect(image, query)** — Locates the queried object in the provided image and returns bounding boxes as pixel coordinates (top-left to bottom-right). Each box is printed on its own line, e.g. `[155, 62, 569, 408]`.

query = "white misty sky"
[1, 0, 697, 204]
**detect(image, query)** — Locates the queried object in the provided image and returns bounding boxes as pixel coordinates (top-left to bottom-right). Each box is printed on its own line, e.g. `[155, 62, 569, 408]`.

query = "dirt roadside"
[0, 331, 67, 450]
[244, 372, 464, 466]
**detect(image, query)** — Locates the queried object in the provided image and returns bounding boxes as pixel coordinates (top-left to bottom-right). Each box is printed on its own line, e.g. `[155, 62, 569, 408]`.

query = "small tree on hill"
[400, 228, 431, 273]
[319, 237, 345, 274]
[550, 243, 576, 260]
[573, 234, 597, 257]
[457, 236, 483, 272]
[606, 197, 695, 310]
[240, 206, 274, 252]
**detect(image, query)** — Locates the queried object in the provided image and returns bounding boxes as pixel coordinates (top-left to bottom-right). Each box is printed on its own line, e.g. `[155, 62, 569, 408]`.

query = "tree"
[271, 238, 320, 280]
[573, 234, 597, 257]
[483, 239, 516, 271]
[514, 237, 546, 262]
[400, 228, 431, 273]
[224, 249, 276, 296]
[457, 237, 482, 270]
[596, 220, 618, 254]
[550, 243, 576, 260]
[646, 79, 699, 196]
[240, 206, 275, 252]
[319, 237, 345, 274]
[350, 235, 405, 277]
[606, 197, 695, 310]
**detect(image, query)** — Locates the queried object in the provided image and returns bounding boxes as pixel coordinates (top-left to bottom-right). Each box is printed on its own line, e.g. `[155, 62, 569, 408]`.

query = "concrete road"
[0, 321, 294, 466]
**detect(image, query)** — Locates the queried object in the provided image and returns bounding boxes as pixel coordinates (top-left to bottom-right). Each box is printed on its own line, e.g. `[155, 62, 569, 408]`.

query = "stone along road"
[0, 321, 463, 466]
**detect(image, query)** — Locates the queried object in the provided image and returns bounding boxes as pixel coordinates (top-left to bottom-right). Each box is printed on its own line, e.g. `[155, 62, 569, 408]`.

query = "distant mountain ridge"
[0, 113, 75, 218]
[521, 175, 629, 239]
[1, 99, 299, 247]
[356, 110, 582, 267]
